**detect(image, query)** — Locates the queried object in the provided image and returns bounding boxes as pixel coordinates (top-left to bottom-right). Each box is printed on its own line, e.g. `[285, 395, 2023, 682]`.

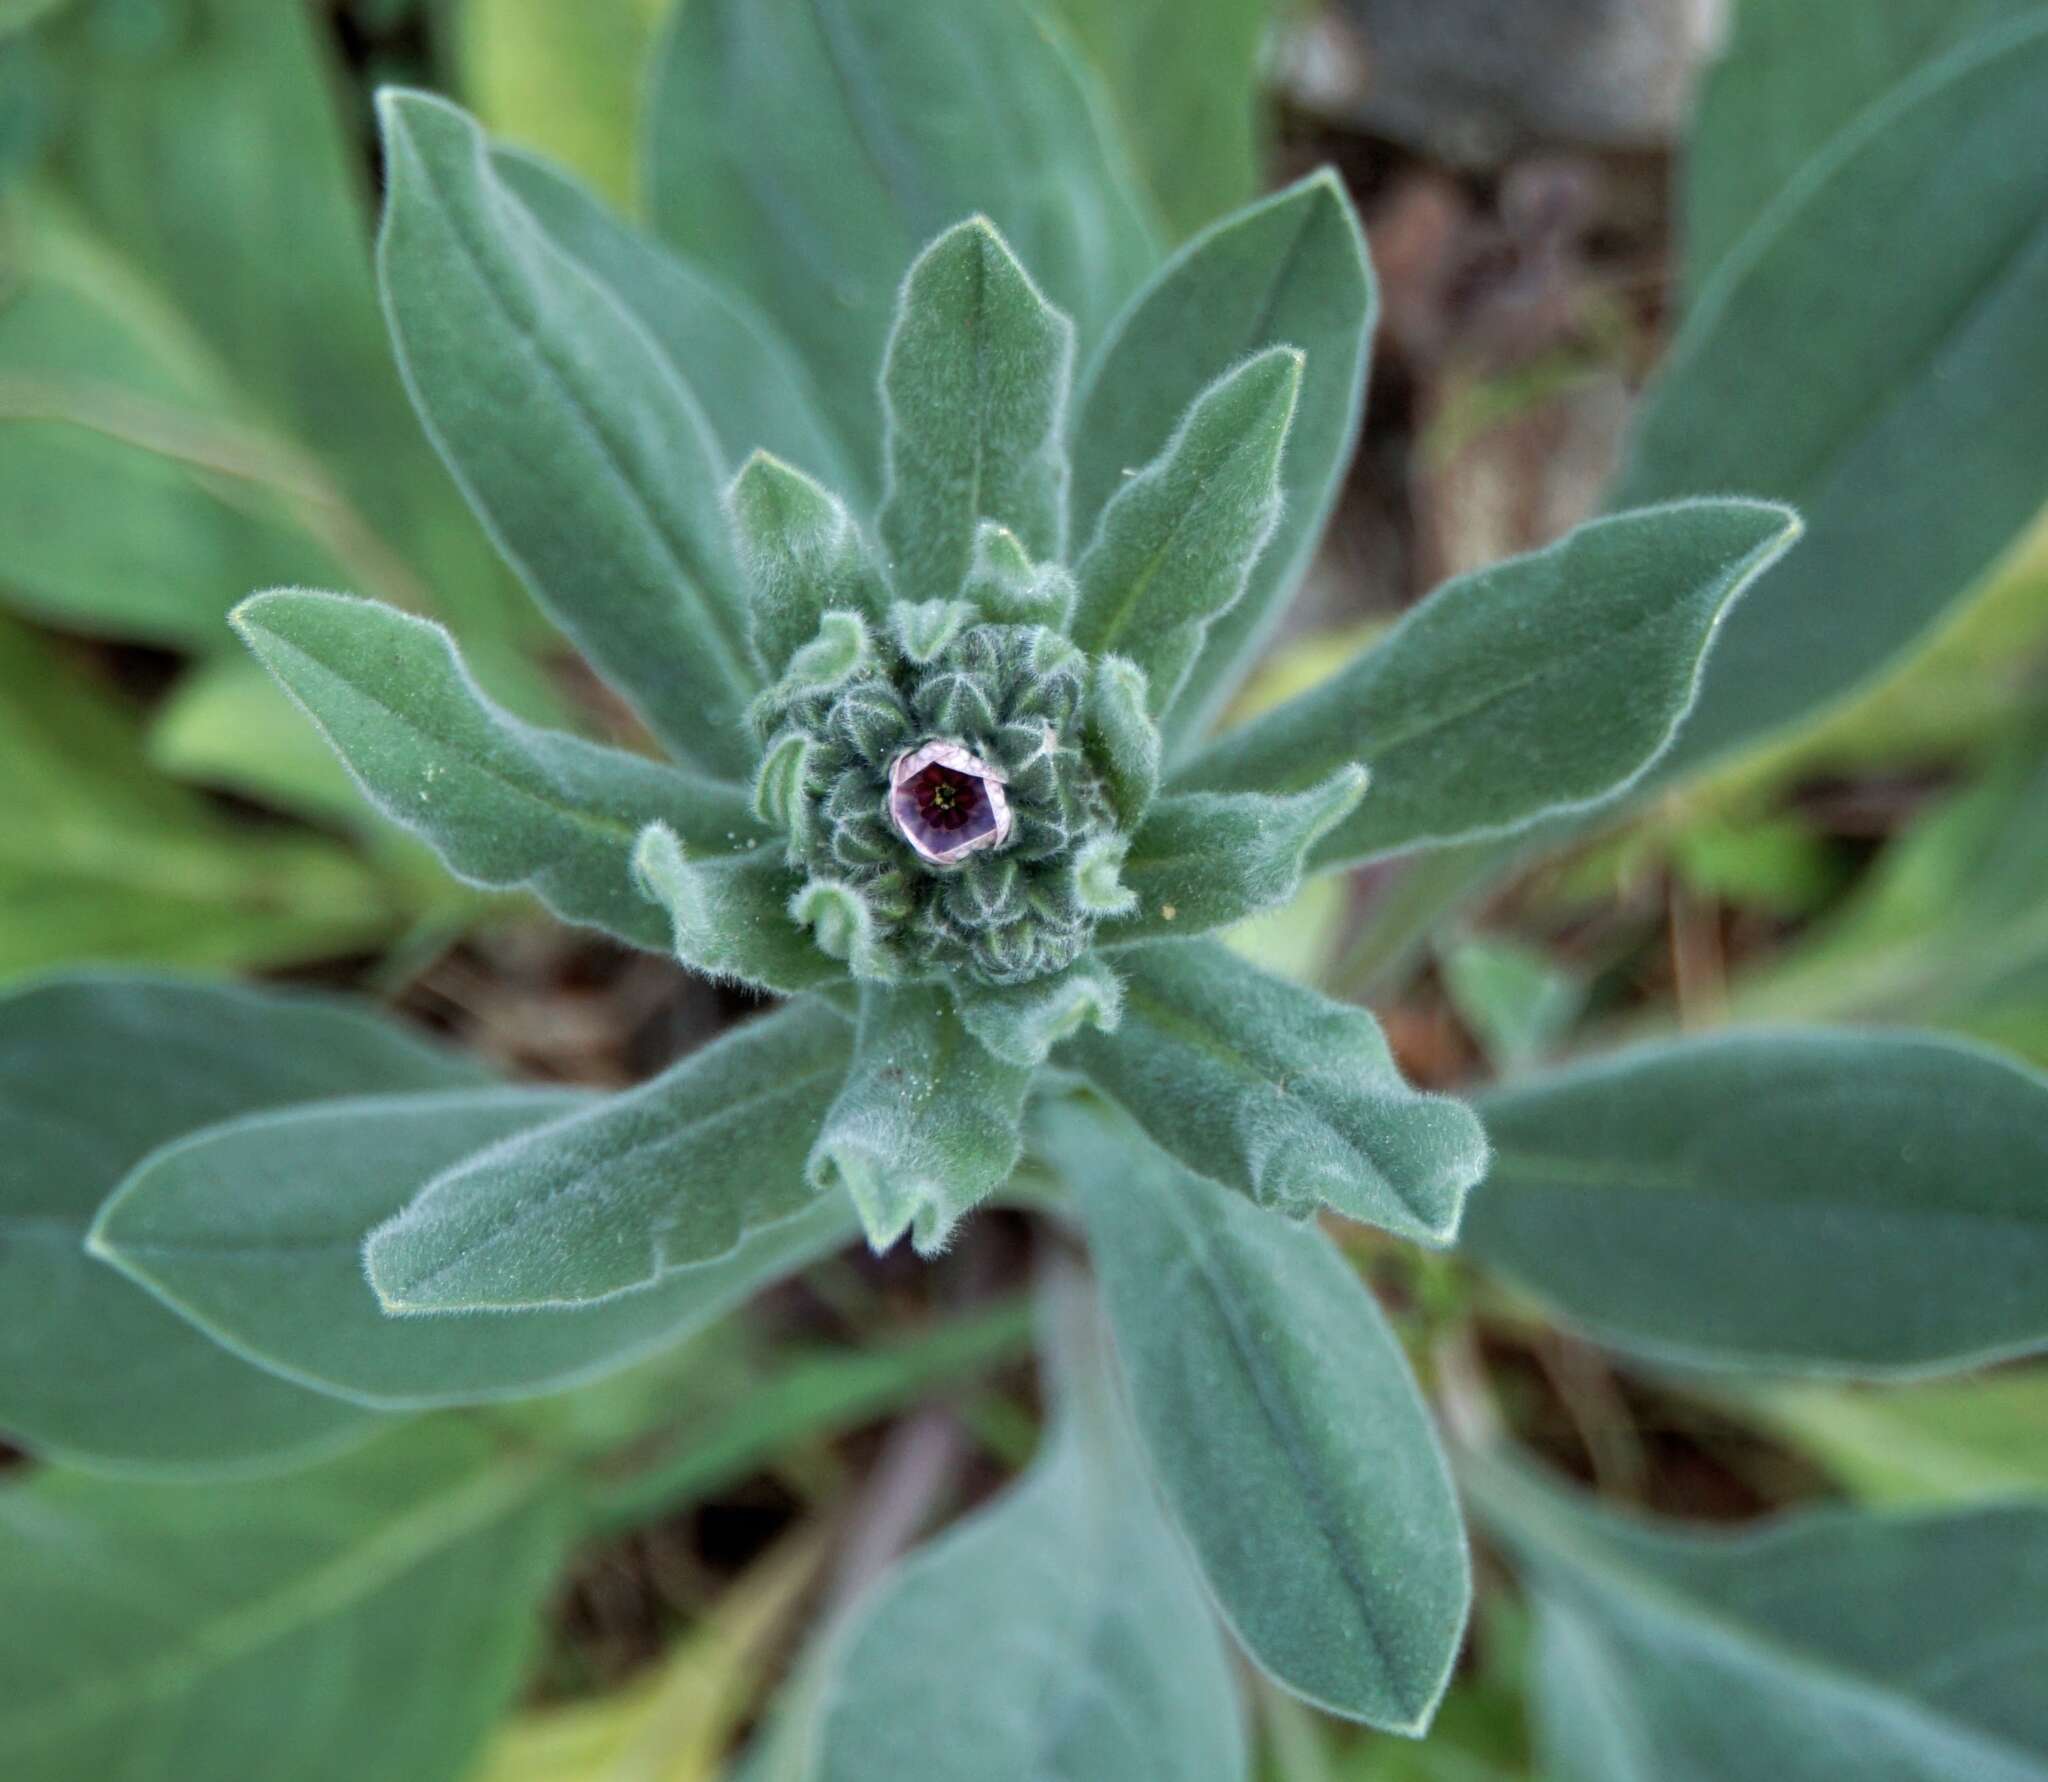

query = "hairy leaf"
[236, 591, 764, 950]
[810, 984, 1031, 1255]
[367, 1003, 852, 1311]
[952, 953, 1124, 1068]
[634, 825, 845, 993]
[1466, 1029, 2048, 1374]
[1616, 16, 2048, 777]
[729, 452, 892, 681]
[492, 148, 856, 495]
[1471, 1456, 2048, 1782]
[1105, 768, 1367, 943]
[1178, 501, 1802, 867]
[1070, 173, 1375, 752]
[1068, 941, 1486, 1240]
[0, 1422, 573, 1782]
[1070, 346, 1301, 718]
[0, 973, 483, 1473]
[1044, 1100, 1470, 1732]
[645, 0, 1158, 470]
[91, 1087, 858, 1410]
[878, 218, 1074, 605]
[1685, 0, 2040, 290]
[810, 1280, 1246, 1782]
[377, 90, 759, 776]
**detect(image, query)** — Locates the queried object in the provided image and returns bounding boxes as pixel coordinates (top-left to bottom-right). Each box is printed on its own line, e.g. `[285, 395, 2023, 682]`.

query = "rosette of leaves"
[229, 90, 1807, 1275]
[191, 76, 1821, 1736]
[15, 7, 2048, 1779]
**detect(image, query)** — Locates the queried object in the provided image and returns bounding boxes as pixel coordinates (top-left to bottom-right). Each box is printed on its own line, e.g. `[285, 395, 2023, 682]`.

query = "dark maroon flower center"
[887, 740, 1012, 864]
[908, 762, 988, 834]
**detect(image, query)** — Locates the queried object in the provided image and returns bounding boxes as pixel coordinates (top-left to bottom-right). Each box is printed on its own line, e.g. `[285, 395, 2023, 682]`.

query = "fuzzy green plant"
[11, 3, 2048, 1778]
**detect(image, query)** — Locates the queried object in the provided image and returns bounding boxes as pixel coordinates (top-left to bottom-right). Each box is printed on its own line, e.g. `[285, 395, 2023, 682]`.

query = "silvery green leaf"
[958, 522, 1075, 629]
[877, 218, 1074, 605]
[1683, 0, 2038, 291]
[807, 1275, 1246, 1782]
[1081, 654, 1161, 829]
[1041, 1099, 1469, 1732]
[1070, 173, 1375, 753]
[0, 973, 482, 1476]
[492, 147, 857, 494]
[647, 0, 1158, 474]
[729, 451, 893, 681]
[1104, 767, 1366, 943]
[952, 953, 1124, 1068]
[1069, 345, 1302, 719]
[376, 90, 760, 777]
[1616, 16, 2048, 778]
[809, 984, 1032, 1255]
[1466, 1029, 2048, 1375]
[634, 825, 846, 994]
[0, 1420, 576, 1782]
[1177, 501, 1801, 868]
[1067, 941, 1486, 1241]
[1470, 1453, 2048, 1782]
[89, 1086, 859, 1410]
[235, 591, 764, 951]
[365, 1001, 853, 1312]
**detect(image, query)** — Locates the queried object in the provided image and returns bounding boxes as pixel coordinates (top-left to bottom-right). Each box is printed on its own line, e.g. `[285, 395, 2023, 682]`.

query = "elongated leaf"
[1067, 940, 1486, 1240]
[952, 952, 1124, 1067]
[92, 1087, 859, 1410]
[811, 984, 1031, 1256]
[1070, 173, 1375, 752]
[634, 825, 845, 993]
[367, 1002, 851, 1311]
[1043, 1099, 1470, 1732]
[377, 90, 759, 776]
[1179, 501, 1801, 867]
[1046, 0, 1265, 240]
[1685, 0, 2040, 290]
[0, 616, 402, 979]
[1070, 347, 1300, 717]
[234, 590, 762, 950]
[810, 1283, 1246, 1782]
[491, 147, 855, 494]
[1616, 16, 2048, 777]
[878, 218, 1074, 605]
[729, 451, 892, 678]
[645, 0, 1159, 470]
[0, 974, 484, 1473]
[1466, 1029, 2048, 1375]
[1103, 769, 1366, 943]
[0, 1421, 574, 1782]
[1471, 1455, 2048, 1782]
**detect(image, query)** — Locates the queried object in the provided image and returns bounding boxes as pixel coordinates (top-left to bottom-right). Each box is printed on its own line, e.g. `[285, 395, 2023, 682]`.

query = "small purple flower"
[887, 740, 1012, 866]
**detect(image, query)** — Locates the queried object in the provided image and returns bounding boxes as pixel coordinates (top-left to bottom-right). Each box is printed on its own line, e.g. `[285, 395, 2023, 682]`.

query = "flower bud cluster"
[753, 607, 1133, 986]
